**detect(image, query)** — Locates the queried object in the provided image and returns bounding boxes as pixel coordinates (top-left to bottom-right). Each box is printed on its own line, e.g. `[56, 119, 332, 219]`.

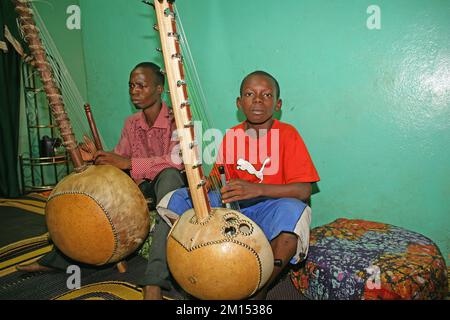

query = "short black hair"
[239, 70, 280, 99]
[132, 62, 165, 86]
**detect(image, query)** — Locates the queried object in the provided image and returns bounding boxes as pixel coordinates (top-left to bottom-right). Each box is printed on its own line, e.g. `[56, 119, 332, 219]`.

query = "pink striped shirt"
[113, 102, 183, 181]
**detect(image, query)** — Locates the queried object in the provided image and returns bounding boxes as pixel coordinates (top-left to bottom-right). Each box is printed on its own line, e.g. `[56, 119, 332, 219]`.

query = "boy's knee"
[277, 198, 306, 218]
[154, 169, 186, 201]
[267, 198, 308, 233]
[166, 187, 191, 215]
[171, 187, 190, 200]
[157, 168, 183, 181]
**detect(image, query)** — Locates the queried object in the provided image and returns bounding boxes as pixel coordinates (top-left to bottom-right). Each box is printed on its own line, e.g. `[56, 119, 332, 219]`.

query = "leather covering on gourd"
[167, 207, 274, 300]
[45, 165, 150, 265]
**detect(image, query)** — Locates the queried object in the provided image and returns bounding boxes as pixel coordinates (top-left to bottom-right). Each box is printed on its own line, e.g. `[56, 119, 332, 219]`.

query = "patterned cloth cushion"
[290, 218, 448, 300]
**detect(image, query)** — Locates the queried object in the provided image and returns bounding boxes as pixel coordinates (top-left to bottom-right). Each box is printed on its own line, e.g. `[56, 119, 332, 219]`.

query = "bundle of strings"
[14, 0, 106, 158]
[174, 5, 240, 211]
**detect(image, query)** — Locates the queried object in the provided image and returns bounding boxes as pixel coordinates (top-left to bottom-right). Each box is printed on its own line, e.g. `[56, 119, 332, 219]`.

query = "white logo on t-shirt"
[236, 158, 271, 183]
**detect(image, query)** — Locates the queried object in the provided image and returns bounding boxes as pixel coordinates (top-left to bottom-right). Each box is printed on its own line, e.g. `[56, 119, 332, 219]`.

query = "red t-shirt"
[213, 119, 320, 184]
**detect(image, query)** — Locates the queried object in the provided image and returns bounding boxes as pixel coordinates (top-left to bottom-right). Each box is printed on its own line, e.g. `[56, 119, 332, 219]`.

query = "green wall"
[78, 0, 165, 150]
[46, 0, 449, 264]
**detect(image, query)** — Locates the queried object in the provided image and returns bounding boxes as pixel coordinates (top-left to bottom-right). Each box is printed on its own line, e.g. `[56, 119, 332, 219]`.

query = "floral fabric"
[290, 218, 448, 300]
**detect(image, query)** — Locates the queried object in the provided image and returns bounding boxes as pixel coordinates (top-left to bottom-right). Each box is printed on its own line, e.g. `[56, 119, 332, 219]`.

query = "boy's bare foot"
[16, 262, 55, 272]
[143, 285, 163, 300]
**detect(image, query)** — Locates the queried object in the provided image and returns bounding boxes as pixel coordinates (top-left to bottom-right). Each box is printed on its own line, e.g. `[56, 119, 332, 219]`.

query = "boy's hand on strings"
[79, 135, 97, 162]
[221, 179, 262, 203]
[94, 151, 131, 170]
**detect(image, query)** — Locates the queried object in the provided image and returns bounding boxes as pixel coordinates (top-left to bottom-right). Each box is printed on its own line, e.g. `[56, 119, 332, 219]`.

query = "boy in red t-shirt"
[158, 70, 320, 299]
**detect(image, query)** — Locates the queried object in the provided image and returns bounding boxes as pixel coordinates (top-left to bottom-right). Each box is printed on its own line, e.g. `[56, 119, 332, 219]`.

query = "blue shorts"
[158, 188, 312, 264]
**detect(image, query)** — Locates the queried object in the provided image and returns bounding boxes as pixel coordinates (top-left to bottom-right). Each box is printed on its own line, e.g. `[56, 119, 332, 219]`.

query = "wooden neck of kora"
[154, 0, 211, 221]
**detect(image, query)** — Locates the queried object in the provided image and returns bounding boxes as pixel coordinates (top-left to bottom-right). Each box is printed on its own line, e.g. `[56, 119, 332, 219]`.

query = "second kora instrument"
[153, 0, 274, 300]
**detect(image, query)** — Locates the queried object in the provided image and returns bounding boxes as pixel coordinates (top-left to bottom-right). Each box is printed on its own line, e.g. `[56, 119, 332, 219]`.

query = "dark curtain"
[0, 1, 23, 197]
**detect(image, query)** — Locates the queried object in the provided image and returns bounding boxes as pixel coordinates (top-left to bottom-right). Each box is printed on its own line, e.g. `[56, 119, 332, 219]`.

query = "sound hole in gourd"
[224, 226, 237, 236]
[239, 223, 251, 234]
